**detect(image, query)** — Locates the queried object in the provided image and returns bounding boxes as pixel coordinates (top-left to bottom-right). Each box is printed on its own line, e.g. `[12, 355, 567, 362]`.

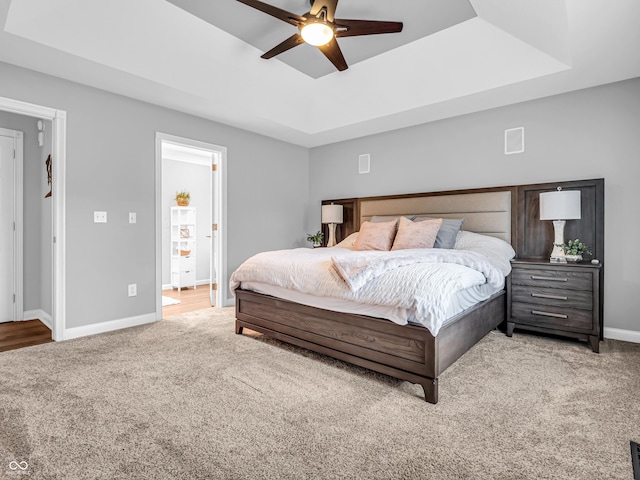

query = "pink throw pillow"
[391, 217, 442, 250]
[354, 220, 398, 251]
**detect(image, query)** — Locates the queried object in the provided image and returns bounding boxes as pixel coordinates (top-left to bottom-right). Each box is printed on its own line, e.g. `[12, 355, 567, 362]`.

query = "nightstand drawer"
[511, 268, 592, 291]
[511, 302, 593, 332]
[510, 285, 592, 310]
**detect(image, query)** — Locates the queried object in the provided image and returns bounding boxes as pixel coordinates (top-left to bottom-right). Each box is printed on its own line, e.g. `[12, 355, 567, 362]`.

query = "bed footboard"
[234, 289, 505, 403]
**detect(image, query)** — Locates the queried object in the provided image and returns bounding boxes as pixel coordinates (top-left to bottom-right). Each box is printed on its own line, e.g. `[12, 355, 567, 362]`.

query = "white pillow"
[454, 231, 516, 276]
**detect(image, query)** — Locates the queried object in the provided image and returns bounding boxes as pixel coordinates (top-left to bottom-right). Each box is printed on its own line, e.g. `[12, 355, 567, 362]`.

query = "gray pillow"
[414, 216, 465, 249]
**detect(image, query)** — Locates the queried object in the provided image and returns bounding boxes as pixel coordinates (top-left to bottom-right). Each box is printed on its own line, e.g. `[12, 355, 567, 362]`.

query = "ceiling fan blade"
[310, 0, 338, 22]
[261, 33, 305, 59]
[318, 37, 348, 71]
[236, 0, 306, 26]
[335, 19, 403, 38]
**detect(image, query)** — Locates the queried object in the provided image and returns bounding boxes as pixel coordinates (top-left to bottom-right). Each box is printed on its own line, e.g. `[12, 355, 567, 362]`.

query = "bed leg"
[506, 321, 515, 337]
[421, 378, 438, 404]
[235, 321, 243, 335]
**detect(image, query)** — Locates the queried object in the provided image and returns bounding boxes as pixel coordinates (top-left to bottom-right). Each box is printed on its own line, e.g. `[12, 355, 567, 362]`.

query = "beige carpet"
[1, 307, 638, 480]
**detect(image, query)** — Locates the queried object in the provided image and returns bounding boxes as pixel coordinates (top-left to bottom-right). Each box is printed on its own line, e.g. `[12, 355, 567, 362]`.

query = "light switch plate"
[94, 211, 107, 223]
[129, 212, 136, 224]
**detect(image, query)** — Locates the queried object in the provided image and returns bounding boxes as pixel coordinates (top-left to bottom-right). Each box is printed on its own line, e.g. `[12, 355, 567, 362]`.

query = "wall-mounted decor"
[44, 154, 52, 198]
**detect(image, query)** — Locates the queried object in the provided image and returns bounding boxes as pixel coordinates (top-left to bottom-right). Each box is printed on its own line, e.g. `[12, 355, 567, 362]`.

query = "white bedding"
[240, 280, 500, 329]
[230, 235, 514, 336]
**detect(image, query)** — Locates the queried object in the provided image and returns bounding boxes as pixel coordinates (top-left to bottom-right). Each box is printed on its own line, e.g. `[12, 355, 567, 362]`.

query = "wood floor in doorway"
[163, 285, 213, 318]
[0, 319, 52, 352]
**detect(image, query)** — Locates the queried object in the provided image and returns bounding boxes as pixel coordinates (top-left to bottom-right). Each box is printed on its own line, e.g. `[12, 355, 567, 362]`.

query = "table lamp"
[321, 204, 343, 247]
[539, 187, 581, 262]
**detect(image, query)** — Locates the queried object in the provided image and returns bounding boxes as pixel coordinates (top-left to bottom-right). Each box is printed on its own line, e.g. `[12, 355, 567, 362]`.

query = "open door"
[209, 158, 217, 307]
[0, 128, 23, 324]
[157, 133, 226, 316]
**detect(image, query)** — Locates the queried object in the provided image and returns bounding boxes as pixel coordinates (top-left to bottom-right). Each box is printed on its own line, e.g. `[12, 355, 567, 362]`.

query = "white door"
[210, 160, 216, 307]
[0, 133, 16, 323]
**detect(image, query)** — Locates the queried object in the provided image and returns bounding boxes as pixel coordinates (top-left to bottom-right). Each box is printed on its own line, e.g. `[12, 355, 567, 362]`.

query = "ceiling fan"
[236, 0, 403, 72]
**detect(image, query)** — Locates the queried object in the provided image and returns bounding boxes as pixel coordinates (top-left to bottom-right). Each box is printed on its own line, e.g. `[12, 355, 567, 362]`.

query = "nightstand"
[507, 259, 602, 352]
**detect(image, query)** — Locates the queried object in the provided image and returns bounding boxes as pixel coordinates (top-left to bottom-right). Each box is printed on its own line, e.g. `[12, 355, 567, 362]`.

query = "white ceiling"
[1, 0, 639, 148]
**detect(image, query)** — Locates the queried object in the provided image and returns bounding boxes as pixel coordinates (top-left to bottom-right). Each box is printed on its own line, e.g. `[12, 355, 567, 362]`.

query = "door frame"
[154, 132, 229, 319]
[0, 96, 67, 341]
[0, 128, 23, 323]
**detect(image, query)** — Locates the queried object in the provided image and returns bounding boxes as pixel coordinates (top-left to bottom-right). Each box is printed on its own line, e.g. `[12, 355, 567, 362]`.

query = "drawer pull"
[530, 275, 568, 282]
[531, 310, 568, 319]
[531, 293, 568, 301]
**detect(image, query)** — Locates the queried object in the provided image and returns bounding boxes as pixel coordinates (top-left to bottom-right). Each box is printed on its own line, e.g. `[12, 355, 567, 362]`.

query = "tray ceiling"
[1, 0, 639, 147]
[166, 0, 478, 78]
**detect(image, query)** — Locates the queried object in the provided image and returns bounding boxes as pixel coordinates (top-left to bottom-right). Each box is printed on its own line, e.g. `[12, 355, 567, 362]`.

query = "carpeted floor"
[1, 307, 639, 479]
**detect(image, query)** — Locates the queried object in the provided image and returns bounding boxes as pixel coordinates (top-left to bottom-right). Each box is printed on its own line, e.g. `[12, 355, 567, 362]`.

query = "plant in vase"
[306, 231, 324, 248]
[562, 238, 592, 262]
[175, 190, 190, 206]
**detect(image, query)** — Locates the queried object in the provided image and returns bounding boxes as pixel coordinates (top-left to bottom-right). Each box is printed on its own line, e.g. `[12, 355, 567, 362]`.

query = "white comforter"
[229, 247, 506, 336]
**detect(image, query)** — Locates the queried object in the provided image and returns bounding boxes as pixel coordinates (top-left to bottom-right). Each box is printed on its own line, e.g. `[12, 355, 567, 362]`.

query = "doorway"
[0, 96, 66, 341]
[155, 133, 227, 319]
[0, 128, 23, 324]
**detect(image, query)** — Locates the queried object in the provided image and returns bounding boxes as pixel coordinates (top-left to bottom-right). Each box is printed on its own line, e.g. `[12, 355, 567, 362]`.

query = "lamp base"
[327, 223, 337, 247]
[549, 220, 567, 263]
[550, 242, 567, 262]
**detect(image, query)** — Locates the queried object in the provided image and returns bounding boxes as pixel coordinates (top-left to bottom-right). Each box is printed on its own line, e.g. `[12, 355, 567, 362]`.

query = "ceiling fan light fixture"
[300, 22, 334, 46]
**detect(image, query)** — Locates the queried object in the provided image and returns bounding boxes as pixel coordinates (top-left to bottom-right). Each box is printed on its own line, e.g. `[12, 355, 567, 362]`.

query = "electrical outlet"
[129, 212, 136, 224]
[94, 211, 107, 223]
[128, 284, 137, 297]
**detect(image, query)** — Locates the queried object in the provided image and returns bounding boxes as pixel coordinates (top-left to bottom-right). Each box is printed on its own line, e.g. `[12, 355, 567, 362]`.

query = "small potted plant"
[175, 190, 190, 206]
[307, 230, 324, 248]
[562, 238, 592, 262]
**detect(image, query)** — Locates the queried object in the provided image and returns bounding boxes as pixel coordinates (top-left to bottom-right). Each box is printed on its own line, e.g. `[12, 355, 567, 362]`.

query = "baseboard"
[63, 313, 156, 341]
[604, 327, 640, 344]
[23, 309, 53, 330]
[163, 280, 210, 290]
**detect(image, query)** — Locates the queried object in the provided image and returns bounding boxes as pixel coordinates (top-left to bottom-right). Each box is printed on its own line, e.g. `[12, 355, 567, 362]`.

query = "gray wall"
[309, 78, 640, 333]
[161, 158, 211, 287]
[0, 110, 51, 315]
[0, 61, 309, 329]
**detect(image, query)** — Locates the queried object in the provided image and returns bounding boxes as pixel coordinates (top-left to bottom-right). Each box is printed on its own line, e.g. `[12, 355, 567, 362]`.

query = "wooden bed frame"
[235, 289, 504, 403]
[234, 180, 604, 403]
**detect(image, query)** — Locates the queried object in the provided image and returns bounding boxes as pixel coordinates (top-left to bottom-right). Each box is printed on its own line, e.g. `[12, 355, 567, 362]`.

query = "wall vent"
[505, 127, 524, 155]
[358, 154, 370, 174]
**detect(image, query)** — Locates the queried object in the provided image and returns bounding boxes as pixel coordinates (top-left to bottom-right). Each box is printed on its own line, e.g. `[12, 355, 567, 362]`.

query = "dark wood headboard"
[321, 178, 604, 264]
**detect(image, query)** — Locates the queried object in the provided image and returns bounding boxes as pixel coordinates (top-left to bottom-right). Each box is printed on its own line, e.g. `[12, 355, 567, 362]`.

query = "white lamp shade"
[321, 204, 343, 224]
[539, 190, 581, 220]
